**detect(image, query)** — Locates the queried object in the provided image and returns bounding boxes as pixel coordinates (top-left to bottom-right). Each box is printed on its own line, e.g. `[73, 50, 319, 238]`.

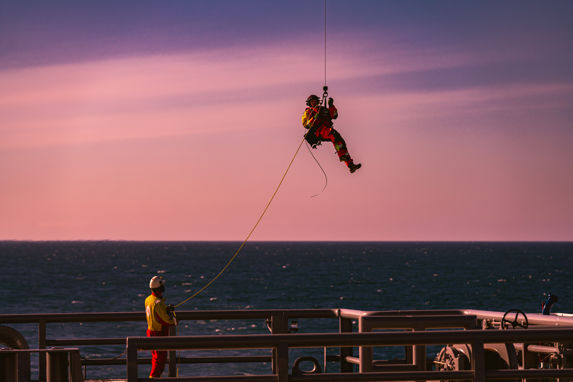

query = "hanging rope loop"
[305, 141, 328, 198]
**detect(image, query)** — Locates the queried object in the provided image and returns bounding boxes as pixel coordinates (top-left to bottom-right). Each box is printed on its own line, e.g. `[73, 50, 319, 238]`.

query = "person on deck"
[302, 94, 361, 173]
[145, 276, 176, 378]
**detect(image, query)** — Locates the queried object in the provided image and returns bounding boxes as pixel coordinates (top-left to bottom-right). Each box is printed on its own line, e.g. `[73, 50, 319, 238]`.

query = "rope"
[306, 0, 328, 198]
[175, 1, 330, 308]
[305, 141, 328, 198]
[324, 0, 327, 87]
[175, 134, 309, 308]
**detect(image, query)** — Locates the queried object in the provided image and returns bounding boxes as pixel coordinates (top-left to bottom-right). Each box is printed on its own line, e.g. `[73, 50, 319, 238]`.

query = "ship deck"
[2, 308, 573, 381]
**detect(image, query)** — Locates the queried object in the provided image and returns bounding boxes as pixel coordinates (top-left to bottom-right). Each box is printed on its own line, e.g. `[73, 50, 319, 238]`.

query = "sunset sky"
[1, 1, 572, 241]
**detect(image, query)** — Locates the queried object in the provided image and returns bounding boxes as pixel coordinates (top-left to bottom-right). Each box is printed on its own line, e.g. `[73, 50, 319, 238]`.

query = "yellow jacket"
[302, 105, 338, 130]
[145, 293, 175, 332]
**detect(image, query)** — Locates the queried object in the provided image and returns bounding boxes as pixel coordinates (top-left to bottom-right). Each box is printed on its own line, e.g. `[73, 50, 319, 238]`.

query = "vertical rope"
[324, 0, 326, 86]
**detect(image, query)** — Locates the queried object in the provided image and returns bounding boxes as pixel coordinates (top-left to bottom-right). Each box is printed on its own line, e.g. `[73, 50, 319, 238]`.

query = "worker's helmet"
[306, 94, 320, 106]
[149, 276, 165, 289]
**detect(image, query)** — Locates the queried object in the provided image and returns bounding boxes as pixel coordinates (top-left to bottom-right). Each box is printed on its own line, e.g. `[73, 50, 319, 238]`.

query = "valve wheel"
[501, 309, 529, 329]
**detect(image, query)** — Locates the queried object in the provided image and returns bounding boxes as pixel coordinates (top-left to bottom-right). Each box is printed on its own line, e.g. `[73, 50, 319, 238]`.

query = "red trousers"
[147, 329, 168, 377]
[316, 126, 354, 166]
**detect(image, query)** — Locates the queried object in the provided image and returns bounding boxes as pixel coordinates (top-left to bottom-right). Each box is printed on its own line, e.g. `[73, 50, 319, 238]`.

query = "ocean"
[1, 241, 572, 378]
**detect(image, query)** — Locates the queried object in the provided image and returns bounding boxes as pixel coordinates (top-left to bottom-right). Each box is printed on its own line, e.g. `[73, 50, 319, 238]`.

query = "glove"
[166, 304, 177, 322]
[328, 97, 334, 107]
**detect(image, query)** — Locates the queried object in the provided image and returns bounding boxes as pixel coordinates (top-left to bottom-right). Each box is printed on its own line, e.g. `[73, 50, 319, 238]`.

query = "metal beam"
[128, 328, 573, 351]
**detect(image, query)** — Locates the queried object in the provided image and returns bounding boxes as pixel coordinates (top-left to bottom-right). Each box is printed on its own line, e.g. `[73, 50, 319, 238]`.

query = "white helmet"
[149, 276, 165, 289]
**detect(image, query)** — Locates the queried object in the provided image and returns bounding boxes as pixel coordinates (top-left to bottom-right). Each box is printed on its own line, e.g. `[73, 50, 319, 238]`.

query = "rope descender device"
[322, 86, 329, 106]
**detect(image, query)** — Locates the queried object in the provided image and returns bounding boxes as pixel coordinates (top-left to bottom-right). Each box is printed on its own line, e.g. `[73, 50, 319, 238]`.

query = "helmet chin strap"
[152, 284, 165, 297]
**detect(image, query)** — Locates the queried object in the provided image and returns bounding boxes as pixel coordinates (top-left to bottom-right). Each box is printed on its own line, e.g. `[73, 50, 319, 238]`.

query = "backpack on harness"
[304, 106, 331, 148]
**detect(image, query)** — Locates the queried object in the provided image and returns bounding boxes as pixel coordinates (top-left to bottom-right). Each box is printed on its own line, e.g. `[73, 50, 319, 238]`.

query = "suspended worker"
[302, 94, 361, 173]
[145, 276, 177, 378]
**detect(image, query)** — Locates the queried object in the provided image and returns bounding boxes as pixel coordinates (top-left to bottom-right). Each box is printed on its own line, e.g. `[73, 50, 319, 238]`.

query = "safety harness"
[305, 86, 331, 148]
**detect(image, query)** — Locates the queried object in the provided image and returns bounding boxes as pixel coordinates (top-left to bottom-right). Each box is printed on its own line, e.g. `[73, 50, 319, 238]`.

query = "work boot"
[349, 162, 362, 173]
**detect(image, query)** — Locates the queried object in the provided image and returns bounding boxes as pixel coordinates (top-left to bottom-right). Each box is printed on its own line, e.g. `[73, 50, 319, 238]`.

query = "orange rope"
[175, 134, 308, 308]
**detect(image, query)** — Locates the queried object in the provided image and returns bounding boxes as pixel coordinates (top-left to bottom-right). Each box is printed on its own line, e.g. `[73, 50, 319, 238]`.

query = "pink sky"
[1, 2, 572, 241]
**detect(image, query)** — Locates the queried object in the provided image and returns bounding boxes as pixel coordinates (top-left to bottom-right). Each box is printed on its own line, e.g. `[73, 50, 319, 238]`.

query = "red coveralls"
[302, 104, 356, 168]
[145, 292, 175, 377]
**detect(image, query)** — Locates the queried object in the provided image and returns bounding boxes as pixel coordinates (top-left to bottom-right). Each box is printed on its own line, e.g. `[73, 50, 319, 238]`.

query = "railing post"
[472, 340, 485, 382]
[358, 317, 373, 372]
[522, 342, 539, 369]
[46, 351, 68, 382]
[126, 338, 138, 382]
[69, 350, 83, 382]
[339, 313, 354, 373]
[413, 325, 426, 370]
[0, 351, 18, 382]
[271, 312, 289, 374]
[168, 326, 177, 377]
[277, 342, 289, 382]
[39, 320, 46, 382]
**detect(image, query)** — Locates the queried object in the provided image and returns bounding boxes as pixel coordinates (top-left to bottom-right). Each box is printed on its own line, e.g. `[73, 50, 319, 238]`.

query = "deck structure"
[2, 308, 573, 381]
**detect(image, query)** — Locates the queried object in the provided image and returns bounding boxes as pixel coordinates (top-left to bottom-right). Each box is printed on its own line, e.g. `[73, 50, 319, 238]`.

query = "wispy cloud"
[0, 38, 484, 149]
[2, 34, 571, 150]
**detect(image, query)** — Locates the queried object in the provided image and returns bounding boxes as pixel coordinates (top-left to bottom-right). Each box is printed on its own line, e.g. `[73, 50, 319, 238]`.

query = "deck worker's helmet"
[149, 276, 165, 291]
[306, 94, 320, 106]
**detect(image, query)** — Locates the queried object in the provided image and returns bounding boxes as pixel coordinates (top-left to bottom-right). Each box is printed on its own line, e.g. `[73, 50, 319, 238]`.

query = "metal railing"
[0, 309, 338, 380]
[126, 328, 573, 382]
[3, 308, 573, 381]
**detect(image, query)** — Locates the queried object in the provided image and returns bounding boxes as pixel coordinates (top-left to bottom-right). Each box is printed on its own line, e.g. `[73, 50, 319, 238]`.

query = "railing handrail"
[127, 327, 573, 351]
[463, 309, 573, 326]
[0, 347, 80, 353]
[4, 308, 573, 326]
[125, 328, 573, 382]
[0, 308, 337, 323]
